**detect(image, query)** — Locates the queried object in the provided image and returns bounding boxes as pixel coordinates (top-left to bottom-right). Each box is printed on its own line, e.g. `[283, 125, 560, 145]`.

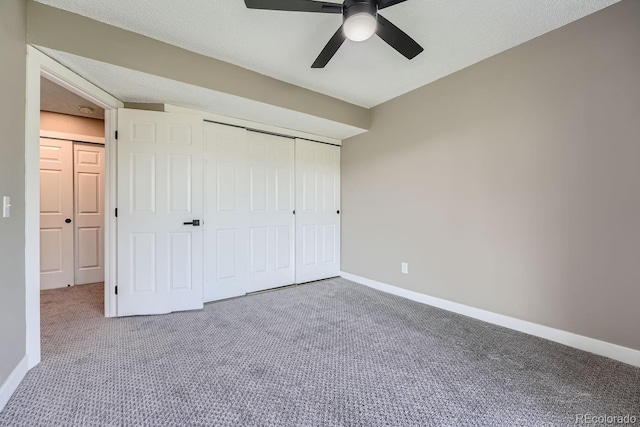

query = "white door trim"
[26, 45, 123, 370]
[164, 104, 342, 146]
[39, 130, 105, 145]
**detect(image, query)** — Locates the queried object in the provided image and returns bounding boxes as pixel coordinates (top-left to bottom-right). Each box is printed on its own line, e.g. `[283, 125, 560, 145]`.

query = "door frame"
[25, 46, 123, 369]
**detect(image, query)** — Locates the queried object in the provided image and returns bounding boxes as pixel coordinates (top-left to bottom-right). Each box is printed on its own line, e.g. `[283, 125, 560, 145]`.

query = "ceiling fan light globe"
[343, 13, 377, 42]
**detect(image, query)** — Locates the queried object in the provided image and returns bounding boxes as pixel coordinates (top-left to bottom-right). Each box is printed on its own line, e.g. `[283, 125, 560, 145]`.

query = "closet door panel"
[295, 139, 340, 284]
[40, 138, 74, 290]
[203, 123, 249, 302]
[74, 143, 105, 285]
[203, 124, 338, 299]
[245, 131, 295, 293]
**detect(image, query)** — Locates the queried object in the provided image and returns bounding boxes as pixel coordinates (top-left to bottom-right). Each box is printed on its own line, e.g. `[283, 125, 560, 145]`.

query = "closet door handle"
[337, 210, 340, 215]
[65, 218, 72, 224]
[183, 220, 200, 226]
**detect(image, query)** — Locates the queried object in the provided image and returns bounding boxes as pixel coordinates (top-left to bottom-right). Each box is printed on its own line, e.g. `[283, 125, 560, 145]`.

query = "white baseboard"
[340, 272, 640, 368]
[0, 356, 28, 412]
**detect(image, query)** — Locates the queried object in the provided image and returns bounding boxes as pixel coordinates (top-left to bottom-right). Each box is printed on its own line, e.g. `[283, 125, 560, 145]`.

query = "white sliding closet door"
[117, 109, 204, 316]
[39, 138, 74, 290]
[295, 139, 341, 284]
[201, 123, 340, 300]
[203, 123, 249, 301]
[202, 123, 296, 301]
[74, 143, 105, 285]
[246, 132, 295, 293]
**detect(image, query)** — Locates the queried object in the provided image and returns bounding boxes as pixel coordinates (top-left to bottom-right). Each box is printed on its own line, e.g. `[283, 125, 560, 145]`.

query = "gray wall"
[0, 0, 27, 383]
[342, 0, 640, 351]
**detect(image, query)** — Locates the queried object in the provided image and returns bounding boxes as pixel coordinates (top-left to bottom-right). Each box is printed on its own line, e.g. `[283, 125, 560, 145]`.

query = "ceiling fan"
[244, 0, 424, 68]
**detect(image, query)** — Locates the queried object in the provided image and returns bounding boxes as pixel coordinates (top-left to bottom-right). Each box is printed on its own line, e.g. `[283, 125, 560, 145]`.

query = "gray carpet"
[1, 279, 638, 426]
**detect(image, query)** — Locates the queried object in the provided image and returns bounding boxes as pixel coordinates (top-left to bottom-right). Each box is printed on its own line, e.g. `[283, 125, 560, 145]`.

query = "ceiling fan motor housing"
[343, 0, 378, 20]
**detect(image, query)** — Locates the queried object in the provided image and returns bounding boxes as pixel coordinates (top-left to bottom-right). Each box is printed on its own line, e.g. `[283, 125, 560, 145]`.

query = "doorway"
[39, 77, 107, 290]
[25, 46, 123, 369]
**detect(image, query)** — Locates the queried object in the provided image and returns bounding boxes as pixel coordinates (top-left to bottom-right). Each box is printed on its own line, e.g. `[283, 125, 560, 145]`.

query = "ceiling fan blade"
[312, 25, 346, 68]
[377, 0, 407, 10]
[244, 0, 342, 13]
[375, 14, 424, 60]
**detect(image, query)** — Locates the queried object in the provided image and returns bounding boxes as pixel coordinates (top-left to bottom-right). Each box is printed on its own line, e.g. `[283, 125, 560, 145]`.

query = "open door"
[117, 109, 204, 316]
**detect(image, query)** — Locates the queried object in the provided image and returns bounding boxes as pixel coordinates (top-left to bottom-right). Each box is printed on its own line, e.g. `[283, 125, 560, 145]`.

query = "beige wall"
[342, 0, 640, 351]
[0, 0, 27, 384]
[40, 111, 105, 138]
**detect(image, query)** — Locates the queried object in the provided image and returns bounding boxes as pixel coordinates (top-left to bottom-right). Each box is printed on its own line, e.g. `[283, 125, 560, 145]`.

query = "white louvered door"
[117, 109, 204, 316]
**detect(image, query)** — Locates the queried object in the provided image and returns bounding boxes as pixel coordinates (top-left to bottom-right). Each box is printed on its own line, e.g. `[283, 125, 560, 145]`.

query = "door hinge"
[115, 286, 118, 295]
[115, 130, 119, 140]
[115, 208, 118, 217]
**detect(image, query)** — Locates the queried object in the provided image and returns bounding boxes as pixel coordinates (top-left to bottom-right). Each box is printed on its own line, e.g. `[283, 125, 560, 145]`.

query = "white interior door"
[203, 122, 249, 302]
[74, 143, 105, 285]
[40, 138, 74, 290]
[117, 109, 204, 316]
[295, 139, 341, 284]
[246, 131, 295, 293]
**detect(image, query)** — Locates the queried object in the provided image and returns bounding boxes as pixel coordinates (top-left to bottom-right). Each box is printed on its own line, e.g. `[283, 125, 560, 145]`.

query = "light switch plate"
[3, 196, 11, 218]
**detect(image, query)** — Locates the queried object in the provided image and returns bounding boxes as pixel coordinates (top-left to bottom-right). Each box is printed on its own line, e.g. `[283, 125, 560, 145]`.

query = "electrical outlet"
[401, 262, 408, 274]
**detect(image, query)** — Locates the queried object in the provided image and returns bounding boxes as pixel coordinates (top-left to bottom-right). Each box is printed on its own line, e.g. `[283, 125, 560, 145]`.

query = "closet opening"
[39, 76, 106, 315]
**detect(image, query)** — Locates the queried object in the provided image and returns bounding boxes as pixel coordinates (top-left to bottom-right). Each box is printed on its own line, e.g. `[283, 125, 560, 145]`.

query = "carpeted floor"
[1, 278, 639, 426]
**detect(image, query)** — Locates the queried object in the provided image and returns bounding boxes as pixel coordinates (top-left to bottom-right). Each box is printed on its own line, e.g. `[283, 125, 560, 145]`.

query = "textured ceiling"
[41, 77, 105, 120]
[38, 47, 365, 140]
[34, 0, 618, 108]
